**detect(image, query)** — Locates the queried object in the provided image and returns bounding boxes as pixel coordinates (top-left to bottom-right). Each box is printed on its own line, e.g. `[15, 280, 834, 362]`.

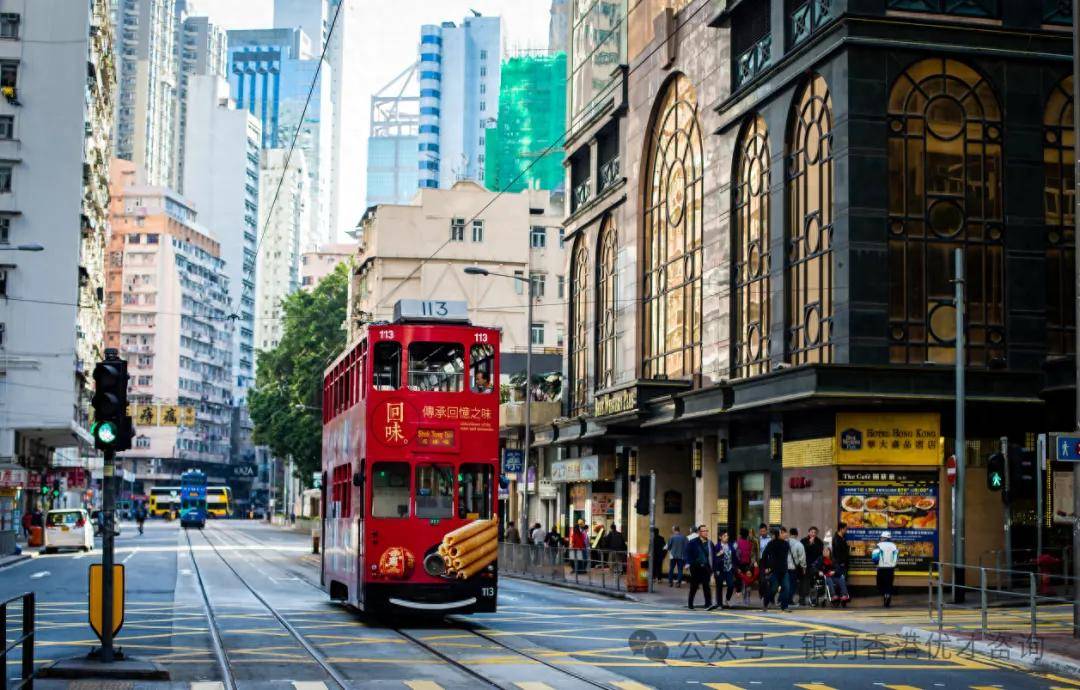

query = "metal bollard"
[1, 599, 6, 690]
[980, 567, 988, 639]
[937, 567, 945, 634]
[1030, 572, 1037, 637]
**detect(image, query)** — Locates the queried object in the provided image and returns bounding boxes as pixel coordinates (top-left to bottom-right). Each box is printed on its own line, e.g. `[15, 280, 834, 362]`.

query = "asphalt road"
[2, 519, 1077, 689]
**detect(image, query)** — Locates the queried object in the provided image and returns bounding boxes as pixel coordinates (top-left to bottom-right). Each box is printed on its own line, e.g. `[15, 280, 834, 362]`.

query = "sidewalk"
[506, 567, 1080, 677]
[0, 548, 34, 569]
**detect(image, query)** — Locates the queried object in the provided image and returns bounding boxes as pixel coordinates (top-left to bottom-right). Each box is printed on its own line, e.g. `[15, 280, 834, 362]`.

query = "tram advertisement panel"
[837, 469, 938, 576]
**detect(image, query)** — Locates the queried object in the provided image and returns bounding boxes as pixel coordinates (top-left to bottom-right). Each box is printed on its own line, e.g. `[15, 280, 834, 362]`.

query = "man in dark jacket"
[833, 523, 851, 575]
[606, 523, 627, 573]
[685, 525, 714, 610]
[800, 526, 824, 605]
[760, 527, 791, 611]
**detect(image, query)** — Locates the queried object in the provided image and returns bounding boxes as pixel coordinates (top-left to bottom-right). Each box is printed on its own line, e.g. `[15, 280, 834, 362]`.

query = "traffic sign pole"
[100, 448, 115, 662]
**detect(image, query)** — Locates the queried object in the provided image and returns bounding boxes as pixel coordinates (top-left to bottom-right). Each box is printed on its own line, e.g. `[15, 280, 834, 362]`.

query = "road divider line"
[190, 683, 224, 690]
[611, 682, 654, 690]
[514, 684, 555, 690]
[403, 682, 444, 690]
[122, 548, 140, 564]
[702, 685, 746, 690]
[795, 685, 838, 690]
[291, 683, 329, 690]
[29, 570, 50, 579]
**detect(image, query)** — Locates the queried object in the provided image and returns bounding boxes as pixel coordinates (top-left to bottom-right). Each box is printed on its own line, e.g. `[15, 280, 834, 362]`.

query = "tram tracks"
[195, 523, 612, 690]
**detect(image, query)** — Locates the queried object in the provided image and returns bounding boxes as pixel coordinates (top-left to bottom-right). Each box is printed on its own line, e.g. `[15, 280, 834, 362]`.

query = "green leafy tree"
[248, 262, 348, 486]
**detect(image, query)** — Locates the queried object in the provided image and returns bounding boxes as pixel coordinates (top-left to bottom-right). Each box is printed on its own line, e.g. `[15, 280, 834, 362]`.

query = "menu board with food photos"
[838, 469, 938, 575]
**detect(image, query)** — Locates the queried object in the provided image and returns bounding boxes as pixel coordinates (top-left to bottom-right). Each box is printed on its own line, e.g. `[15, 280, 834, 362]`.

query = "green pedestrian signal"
[93, 420, 118, 446]
[986, 452, 1005, 493]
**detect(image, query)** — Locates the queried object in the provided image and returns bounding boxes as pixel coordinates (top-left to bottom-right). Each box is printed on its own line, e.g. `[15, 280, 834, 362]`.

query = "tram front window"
[373, 342, 401, 390]
[458, 463, 493, 519]
[415, 464, 454, 518]
[372, 462, 410, 518]
[408, 342, 465, 392]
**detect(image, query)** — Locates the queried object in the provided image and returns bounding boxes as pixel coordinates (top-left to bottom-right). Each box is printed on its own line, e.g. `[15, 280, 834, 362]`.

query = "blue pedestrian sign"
[1051, 433, 1080, 462]
[502, 448, 524, 474]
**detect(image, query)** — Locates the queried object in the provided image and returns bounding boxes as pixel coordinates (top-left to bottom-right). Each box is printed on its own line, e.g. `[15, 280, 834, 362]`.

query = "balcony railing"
[572, 179, 591, 212]
[598, 156, 621, 193]
[790, 0, 833, 47]
[735, 34, 772, 89]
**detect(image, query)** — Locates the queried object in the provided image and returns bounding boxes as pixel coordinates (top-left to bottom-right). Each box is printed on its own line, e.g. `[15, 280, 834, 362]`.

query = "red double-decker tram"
[321, 300, 500, 614]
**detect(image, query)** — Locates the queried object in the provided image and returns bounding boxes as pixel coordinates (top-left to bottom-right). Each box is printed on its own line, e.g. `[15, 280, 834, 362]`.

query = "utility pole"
[1002, 435, 1012, 577]
[522, 253, 534, 537]
[101, 448, 116, 661]
[1072, 0, 1080, 639]
[648, 469, 656, 594]
[953, 248, 966, 603]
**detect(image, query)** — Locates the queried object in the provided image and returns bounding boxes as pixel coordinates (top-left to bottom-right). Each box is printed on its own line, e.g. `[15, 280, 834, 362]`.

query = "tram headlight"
[423, 552, 447, 577]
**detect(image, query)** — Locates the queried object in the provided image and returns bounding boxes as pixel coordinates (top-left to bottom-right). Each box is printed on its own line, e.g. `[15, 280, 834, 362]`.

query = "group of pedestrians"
[652, 521, 899, 611]
[503, 518, 629, 575]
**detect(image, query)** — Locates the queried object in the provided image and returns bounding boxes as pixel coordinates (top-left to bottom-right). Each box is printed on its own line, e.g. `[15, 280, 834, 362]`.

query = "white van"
[43, 509, 94, 553]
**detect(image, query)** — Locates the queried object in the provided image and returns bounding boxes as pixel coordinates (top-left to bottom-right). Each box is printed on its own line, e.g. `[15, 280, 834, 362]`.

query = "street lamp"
[464, 265, 533, 541]
[0, 243, 44, 251]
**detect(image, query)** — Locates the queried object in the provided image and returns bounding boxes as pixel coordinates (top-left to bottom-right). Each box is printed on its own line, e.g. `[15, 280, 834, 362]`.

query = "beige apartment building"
[348, 181, 565, 376]
[106, 160, 234, 472]
[300, 242, 356, 291]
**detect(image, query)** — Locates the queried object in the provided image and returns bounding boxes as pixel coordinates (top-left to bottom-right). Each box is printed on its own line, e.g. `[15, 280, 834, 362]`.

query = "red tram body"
[320, 300, 500, 614]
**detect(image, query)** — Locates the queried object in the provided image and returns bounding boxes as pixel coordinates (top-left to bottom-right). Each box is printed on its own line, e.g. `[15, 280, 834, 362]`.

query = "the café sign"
[594, 387, 638, 417]
[835, 412, 941, 466]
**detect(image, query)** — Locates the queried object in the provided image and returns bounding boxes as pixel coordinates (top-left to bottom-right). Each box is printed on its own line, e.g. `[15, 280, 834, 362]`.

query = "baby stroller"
[808, 570, 831, 607]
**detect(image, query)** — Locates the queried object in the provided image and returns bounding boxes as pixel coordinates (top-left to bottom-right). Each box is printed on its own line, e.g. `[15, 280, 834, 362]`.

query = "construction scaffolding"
[484, 53, 567, 194]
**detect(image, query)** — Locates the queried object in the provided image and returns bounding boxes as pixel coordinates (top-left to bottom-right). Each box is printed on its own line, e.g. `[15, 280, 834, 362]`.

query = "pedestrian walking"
[651, 527, 666, 582]
[757, 523, 771, 604]
[872, 530, 899, 607]
[530, 522, 545, 545]
[685, 525, 714, 610]
[666, 525, 688, 587]
[570, 519, 588, 574]
[787, 527, 806, 608]
[20, 510, 31, 540]
[712, 529, 738, 608]
[736, 527, 756, 606]
[506, 520, 521, 544]
[607, 523, 627, 573]
[800, 526, 823, 606]
[761, 527, 791, 611]
[833, 523, 850, 574]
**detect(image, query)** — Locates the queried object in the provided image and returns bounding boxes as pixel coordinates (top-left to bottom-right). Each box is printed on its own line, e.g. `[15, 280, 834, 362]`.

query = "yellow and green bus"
[207, 486, 232, 518]
[148, 487, 179, 517]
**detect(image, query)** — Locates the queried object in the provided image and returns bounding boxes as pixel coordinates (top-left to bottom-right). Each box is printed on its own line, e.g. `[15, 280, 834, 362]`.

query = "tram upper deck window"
[371, 462, 410, 518]
[470, 344, 495, 393]
[372, 341, 401, 390]
[458, 463, 493, 519]
[408, 342, 465, 392]
[415, 464, 454, 518]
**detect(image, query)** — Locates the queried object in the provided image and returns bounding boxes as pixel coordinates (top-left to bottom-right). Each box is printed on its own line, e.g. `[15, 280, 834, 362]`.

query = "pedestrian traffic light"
[986, 452, 1005, 492]
[1009, 447, 1037, 494]
[92, 348, 133, 452]
[635, 476, 651, 515]
[52, 478, 61, 497]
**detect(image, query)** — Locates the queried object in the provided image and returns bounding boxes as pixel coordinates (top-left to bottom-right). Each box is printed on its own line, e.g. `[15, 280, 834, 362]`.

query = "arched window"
[569, 237, 590, 416]
[596, 216, 618, 390]
[1044, 75, 1074, 357]
[887, 58, 1004, 366]
[641, 74, 703, 380]
[734, 115, 771, 378]
[787, 74, 833, 365]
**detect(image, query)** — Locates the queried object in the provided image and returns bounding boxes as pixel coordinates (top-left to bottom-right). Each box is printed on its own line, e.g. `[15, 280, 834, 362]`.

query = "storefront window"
[642, 74, 703, 380]
[415, 464, 454, 518]
[734, 115, 771, 379]
[887, 57, 1004, 366]
[371, 462, 410, 518]
[787, 75, 833, 365]
[737, 472, 766, 534]
[458, 463, 493, 519]
[1044, 75, 1075, 357]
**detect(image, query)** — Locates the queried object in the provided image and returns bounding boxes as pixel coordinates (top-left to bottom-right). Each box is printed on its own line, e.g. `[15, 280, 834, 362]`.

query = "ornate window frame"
[569, 236, 590, 416]
[596, 215, 618, 390]
[1044, 75, 1075, 357]
[733, 115, 771, 379]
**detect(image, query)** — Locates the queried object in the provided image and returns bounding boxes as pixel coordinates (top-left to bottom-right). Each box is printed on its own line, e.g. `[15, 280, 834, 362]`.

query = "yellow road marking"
[611, 682, 654, 690]
[514, 684, 555, 690]
[1045, 674, 1080, 689]
[703, 685, 746, 690]
[882, 686, 924, 690]
[795, 685, 837, 690]
[291, 683, 328, 690]
[403, 683, 443, 690]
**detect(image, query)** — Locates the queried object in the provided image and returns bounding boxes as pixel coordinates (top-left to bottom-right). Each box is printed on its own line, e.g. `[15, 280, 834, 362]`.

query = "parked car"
[43, 509, 94, 553]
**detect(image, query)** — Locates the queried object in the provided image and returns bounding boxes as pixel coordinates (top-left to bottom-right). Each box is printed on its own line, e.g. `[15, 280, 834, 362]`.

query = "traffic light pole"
[100, 448, 116, 662]
[953, 248, 966, 604]
[1001, 436, 1012, 577]
[1073, 0, 1080, 639]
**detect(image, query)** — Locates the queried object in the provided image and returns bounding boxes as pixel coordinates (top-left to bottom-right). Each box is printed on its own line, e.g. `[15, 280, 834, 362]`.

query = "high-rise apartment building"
[548, 0, 570, 53]
[113, 0, 178, 187]
[365, 64, 419, 207]
[0, 0, 115, 467]
[256, 148, 308, 350]
[227, 28, 331, 251]
[349, 183, 564, 376]
[417, 16, 502, 190]
[105, 161, 233, 466]
[174, 14, 227, 193]
[182, 74, 261, 399]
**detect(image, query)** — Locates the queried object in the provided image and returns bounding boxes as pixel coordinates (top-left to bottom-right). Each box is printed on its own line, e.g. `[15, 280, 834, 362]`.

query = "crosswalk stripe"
[404, 683, 444, 690]
[882, 686, 923, 690]
[190, 684, 224, 690]
[292, 683, 328, 690]
[515, 684, 555, 690]
[612, 682, 654, 690]
[703, 685, 746, 690]
[796, 685, 837, 690]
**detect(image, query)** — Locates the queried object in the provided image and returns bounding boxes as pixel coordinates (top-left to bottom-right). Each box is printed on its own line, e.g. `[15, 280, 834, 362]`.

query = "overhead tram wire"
[373, 0, 714, 313]
[229, 0, 345, 322]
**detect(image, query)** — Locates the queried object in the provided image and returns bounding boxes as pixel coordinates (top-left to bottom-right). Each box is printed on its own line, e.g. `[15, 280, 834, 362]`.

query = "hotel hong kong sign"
[594, 386, 638, 417]
[835, 412, 941, 466]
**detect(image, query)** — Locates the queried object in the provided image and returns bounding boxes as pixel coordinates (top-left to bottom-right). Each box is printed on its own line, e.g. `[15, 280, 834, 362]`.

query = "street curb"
[900, 625, 1080, 678]
[0, 552, 34, 570]
[504, 574, 629, 599]
[38, 656, 170, 681]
